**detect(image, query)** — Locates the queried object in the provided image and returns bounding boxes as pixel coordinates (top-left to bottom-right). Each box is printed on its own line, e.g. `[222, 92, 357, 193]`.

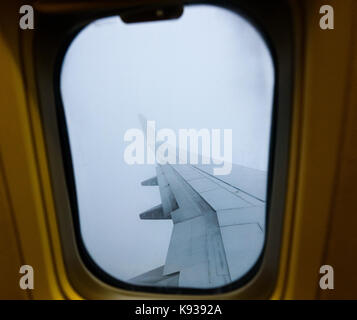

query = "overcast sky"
[60, 5, 274, 281]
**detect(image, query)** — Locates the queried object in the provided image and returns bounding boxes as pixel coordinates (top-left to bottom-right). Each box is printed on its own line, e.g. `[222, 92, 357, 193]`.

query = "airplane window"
[60, 4, 275, 289]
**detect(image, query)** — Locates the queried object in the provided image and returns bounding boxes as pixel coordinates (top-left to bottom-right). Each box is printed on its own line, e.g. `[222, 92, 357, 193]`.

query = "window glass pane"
[60, 4, 274, 289]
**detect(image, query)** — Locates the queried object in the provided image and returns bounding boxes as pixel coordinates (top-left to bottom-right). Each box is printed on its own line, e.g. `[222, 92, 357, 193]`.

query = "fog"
[60, 5, 274, 280]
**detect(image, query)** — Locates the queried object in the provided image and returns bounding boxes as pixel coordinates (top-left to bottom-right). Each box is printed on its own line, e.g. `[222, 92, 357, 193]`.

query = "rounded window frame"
[34, 0, 294, 298]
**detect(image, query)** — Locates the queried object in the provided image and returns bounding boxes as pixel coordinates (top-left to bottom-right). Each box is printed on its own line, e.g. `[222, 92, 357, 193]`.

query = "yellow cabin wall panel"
[284, 0, 355, 299]
[0, 1, 68, 299]
[1, 0, 356, 299]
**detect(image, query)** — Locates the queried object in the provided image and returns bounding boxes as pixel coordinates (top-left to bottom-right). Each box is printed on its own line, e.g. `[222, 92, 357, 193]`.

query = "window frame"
[34, 0, 294, 298]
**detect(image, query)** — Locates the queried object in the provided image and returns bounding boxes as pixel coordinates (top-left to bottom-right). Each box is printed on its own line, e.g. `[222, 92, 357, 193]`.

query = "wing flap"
[220, 223, 264, 281]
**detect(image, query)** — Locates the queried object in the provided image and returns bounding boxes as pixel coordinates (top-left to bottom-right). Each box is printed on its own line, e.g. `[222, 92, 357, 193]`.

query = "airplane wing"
[130, 162, 266, 288]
